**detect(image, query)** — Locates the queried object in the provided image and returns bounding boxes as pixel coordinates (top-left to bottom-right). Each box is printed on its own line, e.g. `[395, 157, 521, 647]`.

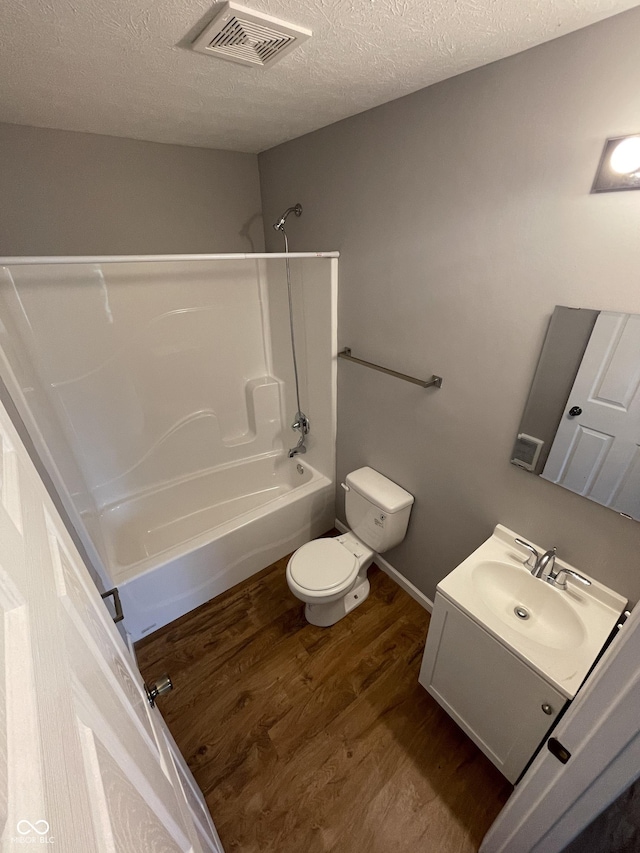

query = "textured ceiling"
[0, 0, 637, 153]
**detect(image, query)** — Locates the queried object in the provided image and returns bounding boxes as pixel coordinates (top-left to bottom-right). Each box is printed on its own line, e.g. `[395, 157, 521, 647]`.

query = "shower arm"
[273, 203, 302, 233]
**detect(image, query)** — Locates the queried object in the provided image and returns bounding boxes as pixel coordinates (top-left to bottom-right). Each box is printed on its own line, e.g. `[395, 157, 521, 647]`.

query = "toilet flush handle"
[341, 482, 350, 492]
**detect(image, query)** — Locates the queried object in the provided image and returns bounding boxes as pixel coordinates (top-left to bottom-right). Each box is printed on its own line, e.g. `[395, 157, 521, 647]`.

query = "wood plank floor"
[136, 544, 512, 852]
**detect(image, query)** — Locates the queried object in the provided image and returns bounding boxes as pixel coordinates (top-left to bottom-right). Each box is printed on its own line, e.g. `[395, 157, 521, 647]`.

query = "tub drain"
[514, 606, 530, 620]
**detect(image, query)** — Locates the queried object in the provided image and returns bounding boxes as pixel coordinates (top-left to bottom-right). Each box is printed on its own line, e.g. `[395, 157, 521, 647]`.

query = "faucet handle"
[515, 538, 540, 572]
[291, 411, 310, 435]
[549, 567, 591, 590]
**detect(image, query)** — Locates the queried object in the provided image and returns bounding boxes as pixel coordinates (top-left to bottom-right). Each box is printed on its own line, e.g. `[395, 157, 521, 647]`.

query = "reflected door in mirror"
[542, 311, 640, 520]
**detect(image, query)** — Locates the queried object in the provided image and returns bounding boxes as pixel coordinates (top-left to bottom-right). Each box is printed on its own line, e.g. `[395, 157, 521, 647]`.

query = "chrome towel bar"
[338, 348, 443, 389]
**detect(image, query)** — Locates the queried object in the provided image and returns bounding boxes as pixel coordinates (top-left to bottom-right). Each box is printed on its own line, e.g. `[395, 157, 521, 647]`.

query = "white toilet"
[286, 467, 414, 627]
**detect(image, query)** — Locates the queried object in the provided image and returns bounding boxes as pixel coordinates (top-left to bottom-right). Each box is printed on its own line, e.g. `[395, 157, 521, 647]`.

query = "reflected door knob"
[568, 406, 582, 417]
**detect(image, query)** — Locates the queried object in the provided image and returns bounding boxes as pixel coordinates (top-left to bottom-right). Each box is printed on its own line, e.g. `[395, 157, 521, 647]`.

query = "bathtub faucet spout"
[288, 436, 307, 458]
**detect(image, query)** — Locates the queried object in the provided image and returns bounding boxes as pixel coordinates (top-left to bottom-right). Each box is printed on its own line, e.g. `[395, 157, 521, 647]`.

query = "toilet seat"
[287, 539, 360, 601]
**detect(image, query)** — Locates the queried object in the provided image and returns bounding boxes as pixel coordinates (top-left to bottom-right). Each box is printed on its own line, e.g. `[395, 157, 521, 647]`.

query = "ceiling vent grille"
[191, 3, 311, 68]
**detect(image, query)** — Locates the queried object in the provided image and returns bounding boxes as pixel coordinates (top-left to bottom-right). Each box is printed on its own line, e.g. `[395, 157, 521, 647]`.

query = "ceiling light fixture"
[592, 134, 640, 193]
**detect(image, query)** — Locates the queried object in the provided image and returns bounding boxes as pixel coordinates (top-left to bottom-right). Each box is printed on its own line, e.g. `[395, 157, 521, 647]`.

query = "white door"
[542, 311, 640, 519]
[0, 394, 224, 851]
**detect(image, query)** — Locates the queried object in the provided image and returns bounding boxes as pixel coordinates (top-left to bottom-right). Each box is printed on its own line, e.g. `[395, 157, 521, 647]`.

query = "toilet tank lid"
[345, 467, 414, 513]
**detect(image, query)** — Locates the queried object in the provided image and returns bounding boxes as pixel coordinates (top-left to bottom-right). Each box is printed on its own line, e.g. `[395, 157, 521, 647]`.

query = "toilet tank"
[344, 467, 414, 553]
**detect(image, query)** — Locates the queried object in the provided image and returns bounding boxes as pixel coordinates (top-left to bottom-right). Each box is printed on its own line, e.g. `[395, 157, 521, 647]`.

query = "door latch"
[547, 737, 571, 764]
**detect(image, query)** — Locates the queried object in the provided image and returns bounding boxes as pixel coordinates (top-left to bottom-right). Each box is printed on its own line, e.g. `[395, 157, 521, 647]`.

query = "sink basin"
[436, 524, 627, 698]
[471, 560, 586, 650]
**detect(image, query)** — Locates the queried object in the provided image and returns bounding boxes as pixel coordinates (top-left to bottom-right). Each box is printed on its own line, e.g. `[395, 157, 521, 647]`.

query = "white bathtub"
[0, 253, 338, 643]
[111, 453, 334, 640]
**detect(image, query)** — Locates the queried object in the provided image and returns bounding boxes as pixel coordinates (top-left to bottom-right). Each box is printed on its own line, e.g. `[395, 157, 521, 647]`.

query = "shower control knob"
[568, 406, 582, 417]
[145, 674, 173, 708]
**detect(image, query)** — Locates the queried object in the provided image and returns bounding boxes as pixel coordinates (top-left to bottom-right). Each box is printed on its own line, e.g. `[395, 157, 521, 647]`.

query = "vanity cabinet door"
[419, 593, 566, 784]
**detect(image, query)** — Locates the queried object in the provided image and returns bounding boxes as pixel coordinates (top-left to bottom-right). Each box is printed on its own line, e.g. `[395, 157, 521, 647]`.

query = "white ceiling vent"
[192, 3, 311, 68]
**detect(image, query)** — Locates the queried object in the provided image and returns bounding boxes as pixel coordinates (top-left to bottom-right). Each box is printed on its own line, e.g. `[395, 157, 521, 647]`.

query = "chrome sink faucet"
[515, 538, 592, 589]
[515, 538, 556, 579]
[536, 548, 557, 579]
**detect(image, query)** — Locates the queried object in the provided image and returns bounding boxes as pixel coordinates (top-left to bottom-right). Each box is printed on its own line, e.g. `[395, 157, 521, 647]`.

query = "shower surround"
[0, 254, 337, 639]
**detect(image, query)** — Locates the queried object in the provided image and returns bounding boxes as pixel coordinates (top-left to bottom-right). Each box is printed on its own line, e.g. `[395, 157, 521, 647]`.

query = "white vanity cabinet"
[418, 523, 627, 784]
[419, 593, 567, 784]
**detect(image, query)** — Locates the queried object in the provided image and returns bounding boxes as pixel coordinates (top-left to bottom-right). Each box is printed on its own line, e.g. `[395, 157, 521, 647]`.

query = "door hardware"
[145, 675, 173, 707]
[101, 587, 124, 623]
[547, 737, 571, 764]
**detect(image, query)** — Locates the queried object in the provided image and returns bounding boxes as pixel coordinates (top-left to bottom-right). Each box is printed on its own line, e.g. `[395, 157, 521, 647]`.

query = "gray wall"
[259, 6, 640, 604]
[0, 123, 264, 255]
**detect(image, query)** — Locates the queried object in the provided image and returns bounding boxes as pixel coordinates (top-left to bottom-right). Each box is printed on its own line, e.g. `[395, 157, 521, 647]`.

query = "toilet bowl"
[286, 532, 375, 627]
[286, 467, 414, 627]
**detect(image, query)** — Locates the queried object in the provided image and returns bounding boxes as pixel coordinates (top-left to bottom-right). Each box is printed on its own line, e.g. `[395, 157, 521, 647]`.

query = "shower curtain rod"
[0, 252, 339, 266]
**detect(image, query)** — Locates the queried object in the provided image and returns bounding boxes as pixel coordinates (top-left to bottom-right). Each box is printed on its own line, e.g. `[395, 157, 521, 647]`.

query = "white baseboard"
[334, 519, 433, 613]
[374, 552, 434, 613]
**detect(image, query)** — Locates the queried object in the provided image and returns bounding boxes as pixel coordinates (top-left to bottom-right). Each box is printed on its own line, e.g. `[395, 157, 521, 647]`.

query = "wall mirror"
[512, 306, 640, 522]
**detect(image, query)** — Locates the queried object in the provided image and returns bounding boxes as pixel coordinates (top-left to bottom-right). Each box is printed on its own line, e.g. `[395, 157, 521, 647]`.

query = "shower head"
[273, 203, 303, 231]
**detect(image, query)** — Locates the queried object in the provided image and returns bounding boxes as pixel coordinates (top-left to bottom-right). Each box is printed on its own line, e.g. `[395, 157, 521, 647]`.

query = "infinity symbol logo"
[17, 820, 50, 835]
